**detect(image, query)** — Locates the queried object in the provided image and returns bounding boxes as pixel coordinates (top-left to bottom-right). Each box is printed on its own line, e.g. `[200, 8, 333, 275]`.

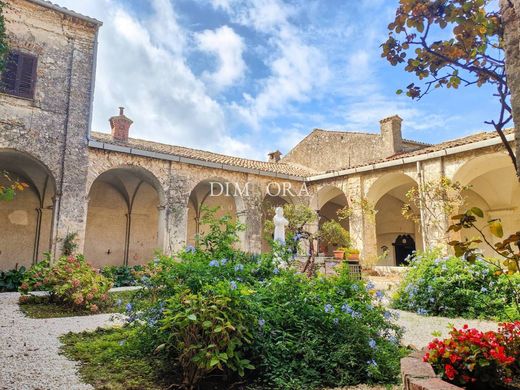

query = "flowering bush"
[124, 210, 404, 389]
[20, 255, 112, 312]
[392, 250, 519, 320]
[424, 324, 518, 388]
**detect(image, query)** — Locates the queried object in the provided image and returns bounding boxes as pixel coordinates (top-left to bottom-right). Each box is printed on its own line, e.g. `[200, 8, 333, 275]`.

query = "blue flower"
[209, 260, 219, 267]
[351, 284, 359, 291]
[126, 303, 133, 312]
[375, 290, 384, 300]
[429, 297, 435, 303]
[185, 245, 196, 253]
[383, 311, 392, 320]
[416, 308, 428, 316]
[234, 264, 244, 272]
[480, 287, 488, 293]
[341, 304, 352, 314]
[258, 318, 265, 327]
[333, 317, 339, 325]
[388, 335, 398, 344]
[351, 311, 362, 319]
[220, 258, 228, 265]
[273, 267, 280, 275]
[366, 281, 375, 291]
[367, 359, 378, 367]
[324, 304, 335, 313]
[116, 299, 122, 307]
[368, 339, 376, 349]
[230, 280, 237, 290]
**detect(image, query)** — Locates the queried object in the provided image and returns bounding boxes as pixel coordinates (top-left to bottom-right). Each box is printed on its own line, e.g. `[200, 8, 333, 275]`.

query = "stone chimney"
[268, 150, 282, 163]
[380, 115, 403, 154]
[109, 107, 133, 142]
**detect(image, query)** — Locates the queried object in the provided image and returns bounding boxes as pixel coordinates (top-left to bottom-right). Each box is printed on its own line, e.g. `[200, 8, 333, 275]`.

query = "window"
[0, 50, 38, 99]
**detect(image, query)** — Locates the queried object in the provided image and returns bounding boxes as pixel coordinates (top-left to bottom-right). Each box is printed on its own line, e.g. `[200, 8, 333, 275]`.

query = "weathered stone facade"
[0, 0, 518, 270]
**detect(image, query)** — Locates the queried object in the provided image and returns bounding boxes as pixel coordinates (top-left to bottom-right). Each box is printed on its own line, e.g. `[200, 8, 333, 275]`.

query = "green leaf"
[209, 357, 220, 367]
[470, 207, 484, 218]
[489, 220, 503, 238]
[187, 314, 197, 321]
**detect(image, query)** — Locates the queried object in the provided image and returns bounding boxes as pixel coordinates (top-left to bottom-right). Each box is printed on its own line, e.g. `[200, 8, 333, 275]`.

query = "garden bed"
[19, 290, 136, 318]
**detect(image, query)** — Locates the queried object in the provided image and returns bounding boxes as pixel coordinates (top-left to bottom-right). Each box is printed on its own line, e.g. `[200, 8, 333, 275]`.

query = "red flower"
[445, 364, 457, 380]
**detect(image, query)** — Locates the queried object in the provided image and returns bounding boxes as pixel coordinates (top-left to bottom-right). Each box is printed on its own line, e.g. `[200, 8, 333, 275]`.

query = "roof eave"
[26, 0, 103, 26]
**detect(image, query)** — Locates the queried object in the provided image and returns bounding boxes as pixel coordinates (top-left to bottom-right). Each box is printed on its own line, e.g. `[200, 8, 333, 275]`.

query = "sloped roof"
[90, 132, 318, 178]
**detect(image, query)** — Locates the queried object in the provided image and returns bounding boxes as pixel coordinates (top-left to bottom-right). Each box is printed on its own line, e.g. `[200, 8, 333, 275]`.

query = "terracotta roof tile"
[90, 132, 317, 178]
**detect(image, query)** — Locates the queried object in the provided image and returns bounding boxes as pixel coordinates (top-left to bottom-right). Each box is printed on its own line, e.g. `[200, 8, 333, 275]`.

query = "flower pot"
[348, 253, 360, 261]
[333, 250, 345, 260]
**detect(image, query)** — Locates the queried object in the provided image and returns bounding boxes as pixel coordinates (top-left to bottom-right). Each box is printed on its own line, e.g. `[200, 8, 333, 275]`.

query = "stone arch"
[366, 172, 423, 265]
[453, 152, 519, 256]
[309, 185, 349, 255]
[0, 149, 57, 268]
[186, 177, 245, 247]
[84, 165, 166, 268]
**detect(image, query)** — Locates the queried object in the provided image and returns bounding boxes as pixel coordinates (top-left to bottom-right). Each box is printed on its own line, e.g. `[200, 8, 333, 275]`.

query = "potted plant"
[347, 248, 360, 261]
[320, 221, 350, 260]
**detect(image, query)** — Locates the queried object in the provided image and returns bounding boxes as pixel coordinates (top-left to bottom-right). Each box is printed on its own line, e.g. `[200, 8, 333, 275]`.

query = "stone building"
[1, 0, 518, 270]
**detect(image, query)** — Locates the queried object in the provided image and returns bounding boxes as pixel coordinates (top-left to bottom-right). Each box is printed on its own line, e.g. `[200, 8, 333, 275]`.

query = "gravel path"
[392, 309, 499, 349]
[0, 292, 122, 390]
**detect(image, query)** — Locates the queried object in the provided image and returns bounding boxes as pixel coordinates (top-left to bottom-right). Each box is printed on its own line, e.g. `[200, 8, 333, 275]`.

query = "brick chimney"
[268, 150, 282, 163]
[109, 107, 133, 142]
[380, 115, 403, 154]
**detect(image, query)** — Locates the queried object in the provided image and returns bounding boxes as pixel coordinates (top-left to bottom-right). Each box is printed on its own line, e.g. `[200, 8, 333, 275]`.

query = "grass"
[60, 327, 167, 390]
[19, 290, 136, 318]
[61, 327, 400, 390]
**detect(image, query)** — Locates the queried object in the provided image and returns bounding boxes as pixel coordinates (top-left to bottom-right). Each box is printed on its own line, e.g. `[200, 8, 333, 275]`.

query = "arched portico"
[187, 178, 244, 247]
[366, 172, 423, 265]
[0, 149, 56, 269]
[84, 166, 166, 268]
[453, 152, 520, 256]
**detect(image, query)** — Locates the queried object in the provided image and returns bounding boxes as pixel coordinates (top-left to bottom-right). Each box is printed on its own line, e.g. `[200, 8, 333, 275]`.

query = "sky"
[55, 0, 501, 161]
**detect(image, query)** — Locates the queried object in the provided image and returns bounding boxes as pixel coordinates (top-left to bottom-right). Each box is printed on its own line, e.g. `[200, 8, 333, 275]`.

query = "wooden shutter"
[0, 50, 37, 99]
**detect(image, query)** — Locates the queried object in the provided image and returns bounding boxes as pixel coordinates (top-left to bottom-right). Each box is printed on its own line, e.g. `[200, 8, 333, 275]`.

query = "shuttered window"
[0, 51, 37, 99]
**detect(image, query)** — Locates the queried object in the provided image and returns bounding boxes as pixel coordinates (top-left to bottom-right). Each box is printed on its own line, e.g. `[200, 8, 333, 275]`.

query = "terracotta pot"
[333, 250, 345, 260]
[348, 253, 360, 261]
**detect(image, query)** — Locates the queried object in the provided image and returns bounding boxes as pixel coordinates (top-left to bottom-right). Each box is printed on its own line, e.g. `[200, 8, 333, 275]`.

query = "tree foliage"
[382, 0, 517, 170]
[0, 170, 28, 201]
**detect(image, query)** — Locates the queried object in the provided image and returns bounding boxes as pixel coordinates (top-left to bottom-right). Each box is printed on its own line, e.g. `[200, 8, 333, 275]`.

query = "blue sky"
[55, 0, 500, 160]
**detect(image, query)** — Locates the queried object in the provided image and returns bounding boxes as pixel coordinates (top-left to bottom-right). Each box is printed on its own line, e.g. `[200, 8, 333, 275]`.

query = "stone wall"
[281, 116, 425, 172]
[502, 0, 520, 179]
[0, 0, 100, 262]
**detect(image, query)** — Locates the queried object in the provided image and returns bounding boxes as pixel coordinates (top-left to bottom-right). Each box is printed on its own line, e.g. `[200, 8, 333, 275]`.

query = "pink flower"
[90, 304, 99, 313]
[74, 295, 84, 305]
[71, 279, 80, 288]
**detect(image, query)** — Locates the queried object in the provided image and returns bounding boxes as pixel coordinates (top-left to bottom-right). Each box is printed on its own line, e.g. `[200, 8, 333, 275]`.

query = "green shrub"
[249, 268, 403, 388]
[0, 264, 26, 292]
[101, 265, 143, 287]
[123, 209, 403, 388]
[20, 255, 113, 312]
[392, 250, 520, 321]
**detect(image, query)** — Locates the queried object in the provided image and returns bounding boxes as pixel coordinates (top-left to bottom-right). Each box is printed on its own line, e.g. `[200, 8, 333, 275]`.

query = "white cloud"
[53, 0, 248, 155]
[196, 26, 246, 90]
[216, 0, 330, 128]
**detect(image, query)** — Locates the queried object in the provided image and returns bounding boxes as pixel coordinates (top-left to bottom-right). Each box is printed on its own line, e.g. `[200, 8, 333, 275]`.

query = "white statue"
[273, 206, 288, 244]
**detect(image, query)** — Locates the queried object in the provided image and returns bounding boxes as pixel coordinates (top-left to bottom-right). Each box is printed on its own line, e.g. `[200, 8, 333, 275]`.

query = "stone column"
[165, 172, 191, 254]
[241, 185, 263, 253]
